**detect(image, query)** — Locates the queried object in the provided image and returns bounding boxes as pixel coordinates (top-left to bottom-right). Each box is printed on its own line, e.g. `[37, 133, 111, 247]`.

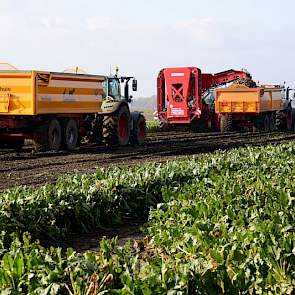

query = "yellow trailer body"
[0, 71, 105, 115]
[215, 87, 285, 114]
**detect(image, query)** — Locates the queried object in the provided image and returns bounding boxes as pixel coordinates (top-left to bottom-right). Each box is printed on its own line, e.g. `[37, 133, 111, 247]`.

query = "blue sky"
[0, 0, 294, 96]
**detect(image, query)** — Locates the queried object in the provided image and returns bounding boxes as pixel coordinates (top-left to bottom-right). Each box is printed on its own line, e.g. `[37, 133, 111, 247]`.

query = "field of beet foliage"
[0, 142, 295, 294]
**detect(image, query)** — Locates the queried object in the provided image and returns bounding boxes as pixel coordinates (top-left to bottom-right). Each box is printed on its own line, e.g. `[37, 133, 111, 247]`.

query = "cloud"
[40, 16, 71, 33]
[174, 17, 217, 43]
[85, 16, 113, 31]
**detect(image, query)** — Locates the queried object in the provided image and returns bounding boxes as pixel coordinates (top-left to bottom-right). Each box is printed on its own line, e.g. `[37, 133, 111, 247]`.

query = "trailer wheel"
[286, 109, 293, 131]
[269, 113, 275, 132]
[130, 114, 146, 145]
[103, 105, 130, 147]
[34, 124, 48, 151]
[63, 119, 79, 151]
[263, 114, 270, 132]
[292, 109, 295, 131]
[220, 114, 233, 133]
[48, 119, 62, 151]
[34, 120, 62, 151]
[275, 111, 286, 131]
[275, 109, 293, 131]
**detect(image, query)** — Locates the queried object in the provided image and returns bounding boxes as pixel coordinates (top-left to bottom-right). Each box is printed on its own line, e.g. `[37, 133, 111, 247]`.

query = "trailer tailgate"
[0, 71, 35, 115]
[215, 88, 262, 114]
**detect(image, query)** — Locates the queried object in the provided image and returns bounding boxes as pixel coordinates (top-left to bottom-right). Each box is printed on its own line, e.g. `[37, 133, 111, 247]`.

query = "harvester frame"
[157, 67, 251, 130]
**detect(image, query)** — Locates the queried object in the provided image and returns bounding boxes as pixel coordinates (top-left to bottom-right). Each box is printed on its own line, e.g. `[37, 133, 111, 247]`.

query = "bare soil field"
[1, 131, 295, 191]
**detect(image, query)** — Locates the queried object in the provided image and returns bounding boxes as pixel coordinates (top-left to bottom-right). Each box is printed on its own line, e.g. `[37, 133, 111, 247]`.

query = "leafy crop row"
[0, 143, 295, 293]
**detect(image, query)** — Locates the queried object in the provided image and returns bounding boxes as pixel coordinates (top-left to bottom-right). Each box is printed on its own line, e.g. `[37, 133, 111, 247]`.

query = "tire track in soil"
[1, 131, 295, 191]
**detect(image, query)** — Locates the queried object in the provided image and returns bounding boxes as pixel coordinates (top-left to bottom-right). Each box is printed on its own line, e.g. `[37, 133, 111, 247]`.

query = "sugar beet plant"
[0, 143, 295, 293]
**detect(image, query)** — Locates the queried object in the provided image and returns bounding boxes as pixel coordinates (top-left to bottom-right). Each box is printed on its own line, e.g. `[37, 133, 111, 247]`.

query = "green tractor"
[101, 70, 146, 146]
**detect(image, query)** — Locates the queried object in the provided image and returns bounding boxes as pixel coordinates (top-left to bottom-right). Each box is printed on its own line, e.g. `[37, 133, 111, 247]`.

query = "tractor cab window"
[102, 79, 121, 99]
[108, 79, 121, 99]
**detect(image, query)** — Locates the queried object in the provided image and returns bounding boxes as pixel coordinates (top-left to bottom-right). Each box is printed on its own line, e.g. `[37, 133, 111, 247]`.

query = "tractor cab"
[103, 69, 138, 102]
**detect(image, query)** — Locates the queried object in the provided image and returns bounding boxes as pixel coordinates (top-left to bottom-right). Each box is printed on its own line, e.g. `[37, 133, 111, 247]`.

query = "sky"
[0, 0, 294, 97]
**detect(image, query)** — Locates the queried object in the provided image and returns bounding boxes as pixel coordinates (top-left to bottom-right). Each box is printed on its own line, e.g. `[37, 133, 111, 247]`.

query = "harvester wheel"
[159, 121, 170, 131]
[63, 119, 79, 151]
[220, 114, 233, 133]
[103, 105, 130, 147]
[130, 114, 146, 145]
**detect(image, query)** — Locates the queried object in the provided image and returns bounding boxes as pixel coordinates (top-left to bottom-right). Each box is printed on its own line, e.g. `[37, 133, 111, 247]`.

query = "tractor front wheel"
[103, 105, 131, 147]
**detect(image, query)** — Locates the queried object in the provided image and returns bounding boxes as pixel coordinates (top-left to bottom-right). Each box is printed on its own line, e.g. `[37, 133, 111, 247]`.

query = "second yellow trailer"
[215, 85, 293, 132]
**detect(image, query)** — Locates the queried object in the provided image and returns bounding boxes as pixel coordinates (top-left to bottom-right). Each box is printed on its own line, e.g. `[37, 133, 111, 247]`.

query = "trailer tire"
[263, 114, 270, 132]
[292, 109, 295, 131]
[103, 104, 130, 147]
[275, 109, 292, 131]
[33, 124, 49, 152]
[130, 114, 146, 145]
[286, 109, 293, 131]
[220, 114, 233, 133]
[48, 119, 62, 151]
[275, 111, 286, 131]
[63, 119, 79, 151]
[269, 113, 275, 132]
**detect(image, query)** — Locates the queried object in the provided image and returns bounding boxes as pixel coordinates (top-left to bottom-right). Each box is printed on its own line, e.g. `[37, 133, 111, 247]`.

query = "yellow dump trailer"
[215, 86, 292, 132]
[0, 69, 146, 151]
[0, 71, 104, 115]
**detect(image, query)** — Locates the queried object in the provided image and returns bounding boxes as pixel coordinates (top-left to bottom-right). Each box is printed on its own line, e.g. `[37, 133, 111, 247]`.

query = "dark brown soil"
[64, 219, 145, 253]
[1, 131, 295, 191]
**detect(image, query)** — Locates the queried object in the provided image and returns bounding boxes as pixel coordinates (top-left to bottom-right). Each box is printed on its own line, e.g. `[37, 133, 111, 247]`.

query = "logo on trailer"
[0, 87, 11, 91]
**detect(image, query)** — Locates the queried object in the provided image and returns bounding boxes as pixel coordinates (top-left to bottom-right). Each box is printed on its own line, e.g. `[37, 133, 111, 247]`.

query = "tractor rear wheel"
[103, 105, 130, 147]
[220, 114, 233, 133]
[130, 114, 146, 145]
